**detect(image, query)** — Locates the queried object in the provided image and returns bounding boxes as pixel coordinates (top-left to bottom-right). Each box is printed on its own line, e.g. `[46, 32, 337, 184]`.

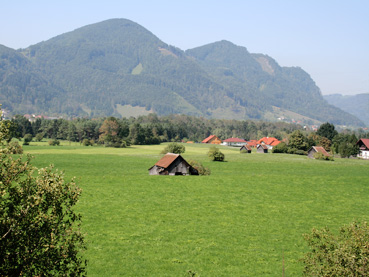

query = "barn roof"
[240, 145, 252, 151]
[357, 138, 369, 149]
[257, 137, 281, 146]
[155, 153, 181, 168]
[311, 146, 330, 156]
[223, 137, 247, 143]
[258, 144, 268, 150]
[202, 135, 219, 143]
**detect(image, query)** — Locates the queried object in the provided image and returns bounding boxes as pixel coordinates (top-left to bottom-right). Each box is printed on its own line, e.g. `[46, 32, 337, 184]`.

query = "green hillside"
[324, 93, 369, 126]
[0, 19, 365, 126]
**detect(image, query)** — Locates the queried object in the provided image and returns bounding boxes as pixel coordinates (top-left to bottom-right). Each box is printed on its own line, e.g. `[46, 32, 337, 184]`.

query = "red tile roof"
[223, 137, 247, 143]
[240, 145, 252, 151]
[312, 146, 330, 156]
[202, 135, 218, 143]
[247, 140, 258, 147]
[357, 138, 369, 149]
[155, 153, 180, 168]
[257, 137, 281, 146]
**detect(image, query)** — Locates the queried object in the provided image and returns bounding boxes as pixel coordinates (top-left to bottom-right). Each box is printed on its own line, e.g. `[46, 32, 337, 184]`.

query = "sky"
[1, 0, 368, 95]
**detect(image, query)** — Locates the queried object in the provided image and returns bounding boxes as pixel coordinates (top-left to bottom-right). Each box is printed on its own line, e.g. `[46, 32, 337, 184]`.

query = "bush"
[188, 160, 211, 175]
[272, 142, 288, 153]
[302, 221, 369, 276]
[82, 139, 92, 146]
[161, 142, 185, 154]
[48, 139, 60, 146]
[23, 134, 33, 145]
[313, 152, 334, 161]
[35, 133, 44, 142]
[1, 141, 23, 154]
[240, 149, 248, 154]
[207, 146, 225, 161]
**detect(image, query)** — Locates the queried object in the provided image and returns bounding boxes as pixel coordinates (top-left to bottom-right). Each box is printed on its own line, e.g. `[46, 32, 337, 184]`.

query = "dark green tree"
[316, 122, 338, 141]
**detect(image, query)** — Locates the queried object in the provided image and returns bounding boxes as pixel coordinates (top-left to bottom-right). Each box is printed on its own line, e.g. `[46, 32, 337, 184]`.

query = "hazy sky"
[1, 0, 368, 95]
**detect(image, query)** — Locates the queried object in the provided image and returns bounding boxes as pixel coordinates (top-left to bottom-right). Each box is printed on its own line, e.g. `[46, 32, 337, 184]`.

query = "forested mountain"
[324, 93, 369, 126]
[0, 18, 364, 127]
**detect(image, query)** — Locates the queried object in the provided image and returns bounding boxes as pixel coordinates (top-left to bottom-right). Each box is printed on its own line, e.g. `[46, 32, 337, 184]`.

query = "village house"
[257, 137, 281, 150]
[240, 145, 252, 153]
[356, 138, 369, 159]
[148, 153, 198, 175]
[257, 144, 268, 153]
[307, 146, 330, 159]
[222, 137, 247, 147]
[202, 135, 222, 144]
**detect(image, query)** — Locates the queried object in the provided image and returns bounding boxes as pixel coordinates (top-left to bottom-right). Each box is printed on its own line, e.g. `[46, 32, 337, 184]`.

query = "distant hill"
[324, 93, 369, 126]
[0, 18, 365, 127]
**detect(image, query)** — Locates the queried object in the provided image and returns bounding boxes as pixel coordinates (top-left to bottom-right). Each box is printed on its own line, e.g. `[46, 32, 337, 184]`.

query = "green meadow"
[24, 143, 369, 276]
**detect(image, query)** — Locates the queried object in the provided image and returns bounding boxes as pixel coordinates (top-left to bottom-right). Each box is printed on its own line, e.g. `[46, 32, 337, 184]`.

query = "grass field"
[24, 143, 369, 276]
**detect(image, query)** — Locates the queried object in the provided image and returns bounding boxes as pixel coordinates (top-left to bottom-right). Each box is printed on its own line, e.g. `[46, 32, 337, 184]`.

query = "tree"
[23, 133, 33, 145]
[316, 122, 338, 141]
[207, 146, 225, 161]
[288, 130, 308, 151]
[0, 108, 87, 276]
[302, 222, 369, 276]
[161, 142, 185, 154]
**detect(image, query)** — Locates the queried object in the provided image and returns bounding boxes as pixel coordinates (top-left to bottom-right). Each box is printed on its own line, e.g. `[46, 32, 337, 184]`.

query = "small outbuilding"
[307, 146, 330, 159]
[257, 144, 268, 153]
[149, 153, 198, 175]
[240, 145, 252, 153]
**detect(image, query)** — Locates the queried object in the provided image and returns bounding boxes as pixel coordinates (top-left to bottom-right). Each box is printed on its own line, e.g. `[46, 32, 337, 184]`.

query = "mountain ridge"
[0, 18, 365, 127]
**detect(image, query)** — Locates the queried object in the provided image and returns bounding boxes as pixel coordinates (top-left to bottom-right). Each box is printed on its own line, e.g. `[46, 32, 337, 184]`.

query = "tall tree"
[317, 122, 338, 141]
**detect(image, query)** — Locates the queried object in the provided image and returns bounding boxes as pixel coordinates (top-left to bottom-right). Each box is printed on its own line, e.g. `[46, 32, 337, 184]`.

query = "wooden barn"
[356, 138, 369, 159]
[202, 135, 222, 144]
[257, 144, 268, 153]
[240, 145, 252, 153]
[307, 146, 330, 159]
[148, 153, 198, 175]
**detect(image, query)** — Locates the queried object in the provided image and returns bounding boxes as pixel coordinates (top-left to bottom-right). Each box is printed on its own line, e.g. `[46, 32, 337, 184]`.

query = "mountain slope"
[186, 40, 363, 126]
[0, 18, 365, 127]
[324, 93, 369, 126]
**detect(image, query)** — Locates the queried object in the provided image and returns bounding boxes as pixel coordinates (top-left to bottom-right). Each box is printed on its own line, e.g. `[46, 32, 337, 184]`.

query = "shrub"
[82, 139, 92, 146]
[313, 152, 334, 161]
[35, 133, 44, 142]
[48, 139, 60, 146]
[23, 134, 33, 145]
[240, 149, 248, 154]
[208, 146, 225, 161]
[161, 142, 185, 154]
[272, 142, 288, 153]
[302, 221, 369, 276]
[1, 141, 23, 154]
[295, 150, 306, 155]
[188, 160, 211, 175]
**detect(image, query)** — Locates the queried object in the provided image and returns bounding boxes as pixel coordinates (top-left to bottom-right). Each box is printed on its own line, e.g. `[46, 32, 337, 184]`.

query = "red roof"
[357, 138, 369, 149]
[257, 137, 281, 146]
[223, 137, 247, 143]
[241, 145, 252, 151]
[247, 140, 258, 147]
[312, 146, 330, 156]
[202, 135, 219, 143]
[155, 153, 180, 168]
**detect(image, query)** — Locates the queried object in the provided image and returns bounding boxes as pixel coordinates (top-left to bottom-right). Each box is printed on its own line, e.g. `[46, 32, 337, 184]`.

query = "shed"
[356, 138, 369, 159]
[240, 145, 252, 153]
[149, 153, 198, 175]
[257, 144, 268, 153]
[307, 146, 330, 159]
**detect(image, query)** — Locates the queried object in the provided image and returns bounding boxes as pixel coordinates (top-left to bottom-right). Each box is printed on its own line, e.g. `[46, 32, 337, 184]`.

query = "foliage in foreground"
[0, 109, 86, 276]
[302, 222, 369, 276]
[161, 142, 185, 154]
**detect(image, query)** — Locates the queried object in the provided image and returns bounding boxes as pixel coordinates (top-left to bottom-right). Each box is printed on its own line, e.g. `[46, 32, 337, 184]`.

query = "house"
[307, 146, 330, 159]
[257, 144, 268, 153]
[202, 135, 222, 144]
[222, 137, 247, 147]
[257, 137, 281, 149]
[148, 153, 198, 175]
[246, 140, 258, 148]
[356, 138, 369, 159]
[240, 145, 252, 153]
